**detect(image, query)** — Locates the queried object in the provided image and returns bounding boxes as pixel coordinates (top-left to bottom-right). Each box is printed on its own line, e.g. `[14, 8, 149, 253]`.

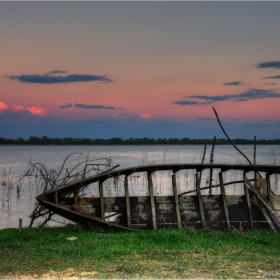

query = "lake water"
[1, 145, 280, 229]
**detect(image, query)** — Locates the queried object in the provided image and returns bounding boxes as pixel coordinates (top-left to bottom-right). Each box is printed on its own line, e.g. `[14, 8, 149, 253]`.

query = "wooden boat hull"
[35, 163, 280, 230]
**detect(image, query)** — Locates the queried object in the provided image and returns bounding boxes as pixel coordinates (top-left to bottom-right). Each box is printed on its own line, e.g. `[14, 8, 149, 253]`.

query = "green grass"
[1, 225, 280, 279]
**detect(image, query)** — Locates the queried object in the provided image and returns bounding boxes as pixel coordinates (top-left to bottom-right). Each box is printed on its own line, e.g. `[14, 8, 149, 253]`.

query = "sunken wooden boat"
[35, 163, 280, 231]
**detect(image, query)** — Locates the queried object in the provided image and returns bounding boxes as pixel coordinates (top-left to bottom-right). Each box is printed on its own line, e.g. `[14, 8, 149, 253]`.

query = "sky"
[1, 1, 280, 140]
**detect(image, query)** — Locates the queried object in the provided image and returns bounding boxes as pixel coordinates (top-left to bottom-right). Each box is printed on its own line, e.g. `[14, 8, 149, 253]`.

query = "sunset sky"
[1, 1, 280, 140]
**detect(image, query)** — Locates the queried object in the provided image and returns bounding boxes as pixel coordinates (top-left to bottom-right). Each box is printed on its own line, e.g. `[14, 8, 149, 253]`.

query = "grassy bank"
[1, 225, 280, 279]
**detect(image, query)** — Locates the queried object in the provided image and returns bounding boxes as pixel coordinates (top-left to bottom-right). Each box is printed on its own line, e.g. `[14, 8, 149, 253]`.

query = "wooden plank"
[202, 196, 224, 229]
[19, 218, 22, 233]
[172, 173, 182, 228]
[219, 171, 231, 230]
[74, 192, 78, 206]
[243, 173, 254, 228]
[266, 173, 273, 206]
[195, 173, 206, 229]
[99, 180, 105, 221]
[257, 202, 277, 232]
[271, 196, 280, 216]
[147, 172, 157, 230]
[54, 191, 58, 204]
[124, 175, 131, 227]
[179, 196, 200, 229]
[155, 196, 173, 203]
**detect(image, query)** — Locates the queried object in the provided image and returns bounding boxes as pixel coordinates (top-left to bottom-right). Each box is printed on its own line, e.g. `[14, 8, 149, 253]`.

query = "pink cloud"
[11, 105, 25, 112]
[0, 102, 8, 111]
[140, 114, 152, 119]
[27, 107, 48, 117]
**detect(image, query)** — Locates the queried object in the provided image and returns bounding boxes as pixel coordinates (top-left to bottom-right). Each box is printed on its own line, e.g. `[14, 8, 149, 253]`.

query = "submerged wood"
[34, 163, 280, 231]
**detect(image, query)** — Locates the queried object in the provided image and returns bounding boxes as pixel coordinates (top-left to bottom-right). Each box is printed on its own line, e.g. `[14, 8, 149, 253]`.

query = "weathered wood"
[243, 172, 254, 228]
[209, 136, 216, 195]
[147, 172, 157, 230]
[251, 197, 277, 232]
[99, 180, 105, 221]
[213, 107, 253, 166]
[245, 177, 280, 232]
[195, 173, 206, 229]
[74, 192, 78, 206]
[272, 196, 280, 216]
[266, 173, 272, 206]
[35, 161, 280, 231]
[172, 173, 182, 228]
[54, 191, 58, 204]
[124, 175, 131, 227]
[197, 139, 207, 191]
[44, 163, 280, 199]
[202, 140, 207, 164]
[19, 218, 22, 233]
[219, 171, 231, 230]
[179, 178, 255, 196]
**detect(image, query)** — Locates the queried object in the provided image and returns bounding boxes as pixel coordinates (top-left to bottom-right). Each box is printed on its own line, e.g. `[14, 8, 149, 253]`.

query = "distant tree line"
[0, 136, 280, 145]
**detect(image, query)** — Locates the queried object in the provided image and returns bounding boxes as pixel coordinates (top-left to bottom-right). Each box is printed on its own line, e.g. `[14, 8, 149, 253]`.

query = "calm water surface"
[1, 145, 279, 229]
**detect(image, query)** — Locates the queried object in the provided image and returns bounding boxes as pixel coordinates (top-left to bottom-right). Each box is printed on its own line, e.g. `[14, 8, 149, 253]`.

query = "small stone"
[66, 237, 78, 241]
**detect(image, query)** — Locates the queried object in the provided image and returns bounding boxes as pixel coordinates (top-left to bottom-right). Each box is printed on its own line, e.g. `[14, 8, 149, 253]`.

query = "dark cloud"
[256, 61, 280, 69]
[48, 70, 67, 75]
[59, 103, 72, 109]
[265, 82, 276, 86]
[228, 118, 239, 121]
[264, 75, 280, 79]
[223, 81, 246, 86]
[172, 100, 198, 105]
[74, 103, 123, 110]
[59, 103, 125, 110]
[184, 88, 280, 103]
[201, 102, 213, 105]
[4, 72, 112, 84]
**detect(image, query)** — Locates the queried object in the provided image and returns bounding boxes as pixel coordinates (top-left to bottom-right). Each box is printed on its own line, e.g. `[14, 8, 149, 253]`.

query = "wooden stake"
[124, 175, 131, 227]
[147, 172, 157, 230]
[219, 171, 231, 230]
[74, 192, 78, 206]
[198, 139, 207, 186]
[243, 172, 254, 228]
[266, 173, 273, 206]
[209, 136, 216, 195]
[19, 218, 22, 233]
[54, 191, 58, 204]
[195, 173, 206, 229]
[172, 173, 182, 228]
[254, 136, 257, 191]
[99, 180, 105, 221]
